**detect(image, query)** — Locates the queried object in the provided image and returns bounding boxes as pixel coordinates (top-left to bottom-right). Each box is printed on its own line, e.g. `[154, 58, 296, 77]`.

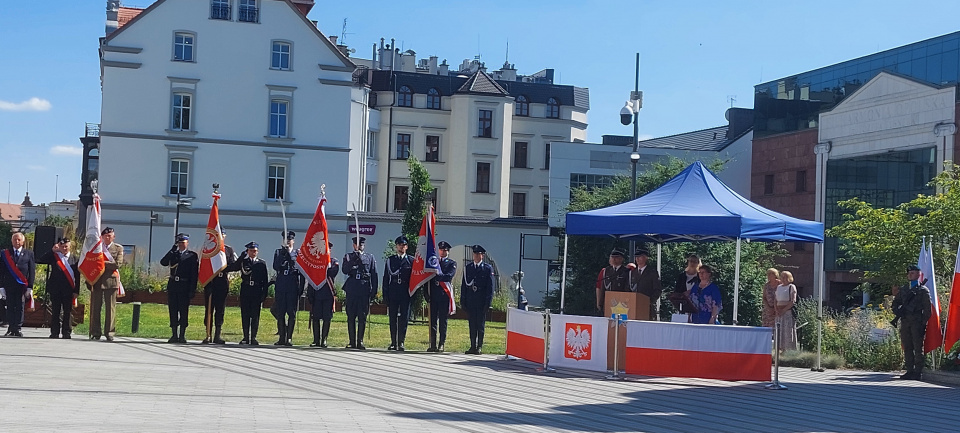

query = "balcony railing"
[238, 6, 258, 23]
[85, 123, 100, 137]
[210, 5, 230, 20]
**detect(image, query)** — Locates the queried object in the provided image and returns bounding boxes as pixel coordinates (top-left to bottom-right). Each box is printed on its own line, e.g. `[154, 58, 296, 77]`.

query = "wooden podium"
[604, 291, 650, 370]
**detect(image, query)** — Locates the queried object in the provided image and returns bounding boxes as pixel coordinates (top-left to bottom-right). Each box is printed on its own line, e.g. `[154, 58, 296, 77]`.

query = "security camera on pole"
[620, 52, 643, 256]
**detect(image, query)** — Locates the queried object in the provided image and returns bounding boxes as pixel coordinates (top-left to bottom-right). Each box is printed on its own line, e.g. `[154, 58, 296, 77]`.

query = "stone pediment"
[830, 71, 942, 111]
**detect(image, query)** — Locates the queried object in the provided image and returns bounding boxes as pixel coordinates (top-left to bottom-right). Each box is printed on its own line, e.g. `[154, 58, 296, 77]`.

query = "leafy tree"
[0, 221, 11, 249]
[400, 156, 434, 257]
[542, 156, 785, 326]
[828, 163, 960, 296]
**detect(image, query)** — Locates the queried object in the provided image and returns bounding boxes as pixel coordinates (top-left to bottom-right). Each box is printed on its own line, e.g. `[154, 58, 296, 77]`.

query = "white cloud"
[27, 165, 46, 171]
[0, 97, 52, 112]
[50, 145, 83, 156]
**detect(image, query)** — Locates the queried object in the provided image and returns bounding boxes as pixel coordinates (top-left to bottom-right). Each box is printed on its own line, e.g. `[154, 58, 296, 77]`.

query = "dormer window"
[427, 88, 441, 110]
[398, 86, 413, 107]
[515, 95, 529, 116]
[546, 97, 560, 119]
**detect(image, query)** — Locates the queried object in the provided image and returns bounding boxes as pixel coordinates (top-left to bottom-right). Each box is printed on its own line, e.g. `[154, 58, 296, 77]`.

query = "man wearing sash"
[342, 236, 378, 350]
[383, 236, 414, 351]
[90, 227, 123, 341]
[594, 249, 629, 312]
[202, 231, 236, 345]
[461, 245, 495, 355]
[427, 240, 457, 353]
[226, 242, 269, 345]
[37, 238, 80, 338]
[1, 232, 35, 337]
[308, 242, 339, 347]
[160, 233, 199, 343]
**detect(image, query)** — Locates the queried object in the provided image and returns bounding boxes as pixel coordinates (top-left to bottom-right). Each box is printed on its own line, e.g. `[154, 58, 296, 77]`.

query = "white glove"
[0, 287, 6, 300]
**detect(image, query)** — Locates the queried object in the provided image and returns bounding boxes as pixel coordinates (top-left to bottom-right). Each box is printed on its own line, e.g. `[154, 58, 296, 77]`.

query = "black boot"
[168, 327, 178, 343]
[213, 327, 225, 345]
[311, 319, 321, 347]
[321, 320, 330, 348]
[178, 327, 187, 344]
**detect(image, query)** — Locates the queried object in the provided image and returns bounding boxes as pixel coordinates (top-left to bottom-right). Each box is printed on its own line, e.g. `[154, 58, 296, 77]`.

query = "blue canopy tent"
[562, 161, 824, 325]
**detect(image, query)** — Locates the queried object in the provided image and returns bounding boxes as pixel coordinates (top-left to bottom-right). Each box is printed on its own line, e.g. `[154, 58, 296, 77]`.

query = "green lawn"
[73, 303, 505, 354]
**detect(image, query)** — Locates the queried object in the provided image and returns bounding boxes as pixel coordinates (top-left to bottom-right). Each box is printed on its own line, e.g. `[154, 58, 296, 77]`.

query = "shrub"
[795, 297, 903, 371]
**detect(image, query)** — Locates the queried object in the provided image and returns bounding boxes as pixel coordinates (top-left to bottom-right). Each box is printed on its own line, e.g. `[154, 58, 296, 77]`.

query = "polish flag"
[918, 239, 943, 353]
[296, 193, 331, 289]
[944, 243, 960, 353]
[198, 192, 228, 287]
[78, 193, 106, 284]
[625, 321, 772, 381]
[506, 308, 546, 364]
[548, 314, 609, 372]
[409, 205, 440, 296]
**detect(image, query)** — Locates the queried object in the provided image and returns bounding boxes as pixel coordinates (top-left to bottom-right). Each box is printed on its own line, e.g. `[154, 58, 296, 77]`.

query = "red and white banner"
[944, 243, 960, 352]
[548, 314, 609, 372]
[506, 309, 546, 364]
[410, 205, 440, 296]
[79, 193, 105, 284]
[296, 194, 331, 289]
[199, 192, 227, 287]
[918, 238, 943, 353]
[625, 321, 771, 381]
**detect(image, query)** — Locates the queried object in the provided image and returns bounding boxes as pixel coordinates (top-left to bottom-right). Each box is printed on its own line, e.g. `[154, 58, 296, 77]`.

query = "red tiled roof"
[0, 203, 22, 222]
[118, 6, 144, 29]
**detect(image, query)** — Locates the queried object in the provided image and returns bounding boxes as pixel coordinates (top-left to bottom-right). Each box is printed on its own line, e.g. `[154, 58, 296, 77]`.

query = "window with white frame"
[238, 0, 258, 22]
[365, 184, 375, 211]
[173, 33, 195, 62]
[172, 93, 192, 130]
[515, 95, 529, 116]
[397, 86, 413, 107]
[269, 100, 289, 137]
[271, 41, 291, 70]
[426, 88, 441, 109]
[425, 135, 440, 162]
[169, 159, 189, 196]
[211, 0, 231, 20]
[546, 97, 560, 119]
[366, 131, 377, 159]
[266, 164, 286, 200]
[478, 109, 493, 137]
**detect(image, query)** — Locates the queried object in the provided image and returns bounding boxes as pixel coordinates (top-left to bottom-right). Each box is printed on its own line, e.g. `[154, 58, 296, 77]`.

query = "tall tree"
[401, 156, 434, 256]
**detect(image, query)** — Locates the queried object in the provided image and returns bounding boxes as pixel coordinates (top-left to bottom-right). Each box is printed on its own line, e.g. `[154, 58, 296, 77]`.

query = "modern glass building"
[755, 31, 960, 137]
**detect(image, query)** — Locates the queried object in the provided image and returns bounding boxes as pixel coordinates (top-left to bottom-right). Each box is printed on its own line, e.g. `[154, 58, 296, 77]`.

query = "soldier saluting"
[342, 236, 378, 350]
[160, 233, 199, 344]
[226, 242, 269, 345]
[892, 264, 933, 380]
[427, 240, 457, 352]
[384, 236, 415, 351]
[595, 249, 629, 312]
[461, 245, 495, 355]
[273, 231, 304, 346]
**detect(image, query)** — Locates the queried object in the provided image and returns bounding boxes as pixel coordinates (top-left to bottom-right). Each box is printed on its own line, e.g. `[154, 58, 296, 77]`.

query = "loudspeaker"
[34, 225, 64, 255]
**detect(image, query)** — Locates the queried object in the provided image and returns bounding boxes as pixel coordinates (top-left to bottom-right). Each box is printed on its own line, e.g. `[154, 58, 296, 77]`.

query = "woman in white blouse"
[774, 271, 798, 352]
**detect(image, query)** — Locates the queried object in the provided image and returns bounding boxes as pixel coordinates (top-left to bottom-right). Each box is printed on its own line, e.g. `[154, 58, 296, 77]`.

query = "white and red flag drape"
[409, 205, 440, 296]
[199, 192, 228, 287]
[943, 243, 960, 352]
[296, 193, 332, 290]
[918, 238, 943, 353]
[78, 193, 106, 284]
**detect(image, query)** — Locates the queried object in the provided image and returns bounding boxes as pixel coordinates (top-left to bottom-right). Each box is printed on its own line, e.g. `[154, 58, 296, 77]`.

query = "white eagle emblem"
[307, 231, 327, 257]
[564, 324, 592, 360]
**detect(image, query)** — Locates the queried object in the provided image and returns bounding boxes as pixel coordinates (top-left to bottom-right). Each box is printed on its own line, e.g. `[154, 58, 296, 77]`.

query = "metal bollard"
[766, 319, 787, 390]
[132, 302, 142, 334]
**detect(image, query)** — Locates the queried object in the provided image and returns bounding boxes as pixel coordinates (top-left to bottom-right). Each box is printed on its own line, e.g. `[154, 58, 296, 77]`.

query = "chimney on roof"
[428, 56, 438, 75]
[105, 0, 120, 36]
[329, 36, 338, 45]
[438, 59, 449, 76]
[499, 61, 517, 81]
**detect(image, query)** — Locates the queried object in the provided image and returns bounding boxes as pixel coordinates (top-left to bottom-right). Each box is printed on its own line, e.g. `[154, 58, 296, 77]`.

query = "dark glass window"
[429, 188, 439, 210]
[398, 86, 413, 107]
[267, 164, 286, 200]
[546, 97, 560, 119]
[542, 194, 550, 217]
[271, 41, 291, 70]
[238, 0, 258, 22]
[476, 162, 491, 193]
[211, 0, 230, 20]
[393, 186, 409, 211]
[169, 159, 189, 196]
[396, 133, 410, 160]
[544, 143, 551, 169]
[478, 109, 493, 137]
[173, 33, 194, 61]
[426, 88, 441, 110]
[425, 135, 440, 162]
[512, 193, 526, 217]
[514, 142, 528, 168]
[515, 95, 529, 116]
[796, 170, 807, 193]
[569, 173, 613, 198]
[764, 174, 774, 195]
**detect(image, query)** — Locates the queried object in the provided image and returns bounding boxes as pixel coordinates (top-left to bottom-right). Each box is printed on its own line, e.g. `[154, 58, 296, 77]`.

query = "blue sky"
[2, 0, 960, 207]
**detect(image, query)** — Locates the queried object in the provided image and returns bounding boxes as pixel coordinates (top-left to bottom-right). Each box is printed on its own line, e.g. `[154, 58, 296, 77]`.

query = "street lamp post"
[620, 53, 643, 255]
[148, 211, 160, 270]
[172, 193, 192, 241]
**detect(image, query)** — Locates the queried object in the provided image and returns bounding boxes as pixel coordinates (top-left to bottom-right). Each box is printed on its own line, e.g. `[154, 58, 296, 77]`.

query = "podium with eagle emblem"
[605, 292, 650, 370]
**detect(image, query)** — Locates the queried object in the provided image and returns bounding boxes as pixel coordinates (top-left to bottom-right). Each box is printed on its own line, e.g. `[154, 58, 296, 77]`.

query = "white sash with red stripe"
[56, 253, 77, 289]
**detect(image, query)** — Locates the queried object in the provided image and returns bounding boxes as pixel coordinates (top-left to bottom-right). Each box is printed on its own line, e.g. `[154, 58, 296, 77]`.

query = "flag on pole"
[918, 238, 943, 353]
[198, 192, 228, 287]
[409, 205, 440, 296]
[944, 243, 960, 353]
[78, 193, 106, 284]
[296, 192, 331, 289]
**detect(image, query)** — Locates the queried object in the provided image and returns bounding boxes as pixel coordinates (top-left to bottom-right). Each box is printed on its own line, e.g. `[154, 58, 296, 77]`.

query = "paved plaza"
[1, 327, 958, 432]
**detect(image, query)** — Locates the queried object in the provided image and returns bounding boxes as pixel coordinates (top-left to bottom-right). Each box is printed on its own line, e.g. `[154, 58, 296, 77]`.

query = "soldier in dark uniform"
[427, 240, 457, 352]
[595, 249, 630, 312]
[309, 242, 340, 347]
[383, 236, 415, 351]
[36, 237, 79, 339]
[893, 264, 933, 380]
[273, 231, 304, 346]
[226, 242, 269, 345]
[159, 233, 199, 344]
[202, 231, 236, 345]
[342, 236, 378, 350]
[461, 245, 495, 355]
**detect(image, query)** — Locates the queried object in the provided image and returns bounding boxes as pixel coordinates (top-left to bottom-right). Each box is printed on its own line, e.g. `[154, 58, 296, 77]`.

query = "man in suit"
[273, 231, 304, 346]
[342, 236, 378, 350]
[90, 227, 123, 341]
[308, 242, 339, 348]
[383, 235, 414, 351]
[461, 245, 495, 355]
[629, 249, 662, 321]
[427, 240, 457, 353]
[226, 242, 269, 345]
[37, 237, 80, 338]
[1, 232, 35, 337]
[201, 231, 236, 345]
[160, 233, 199, 344]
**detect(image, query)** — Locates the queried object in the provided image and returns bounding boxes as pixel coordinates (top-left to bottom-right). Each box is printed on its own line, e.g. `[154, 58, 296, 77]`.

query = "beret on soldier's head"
[245, 242, 259, 249]
[907, 264, 921, 272]
[472, 245, 486, 254]
[56, 237, 70, 244]
[437, 241, 452, 250]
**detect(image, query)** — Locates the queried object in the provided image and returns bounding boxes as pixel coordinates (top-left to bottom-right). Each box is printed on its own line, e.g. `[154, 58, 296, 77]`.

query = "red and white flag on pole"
[296, 192, 331, 290]
[918, 238, 943, 353]
[409, 205, 440, 296]
[199, 192, 228, 287]
[944, 243, 960, 352]
[79, 193, 106, 284]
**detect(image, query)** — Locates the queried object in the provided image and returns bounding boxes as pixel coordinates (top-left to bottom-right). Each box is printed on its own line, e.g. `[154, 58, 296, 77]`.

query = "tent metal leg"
[560, 235, 568, 314]
[733, 238, 741, 325]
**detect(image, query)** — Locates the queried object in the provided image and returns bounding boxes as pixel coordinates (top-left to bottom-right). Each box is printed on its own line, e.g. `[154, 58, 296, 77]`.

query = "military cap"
[352, 236, 366, 244]
[101, 227, 115, 235]
[437, 241, 452, 250]
[471, 245, 486, 254]
[609, 248, 625, 257]
[328, 242, 334, 248]
[285, 230, 296, 240]
[56, 237, 71, 244]
[245, 242, 259, 249]
[176, 233, 190, 242]
[907, 264, 921, 272]
[395, 235, 409, 245]
[634, 248, 650, 257]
